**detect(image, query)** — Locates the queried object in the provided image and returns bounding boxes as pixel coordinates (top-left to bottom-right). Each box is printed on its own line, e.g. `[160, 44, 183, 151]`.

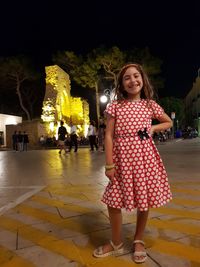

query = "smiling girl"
[93, 63, 173, 263]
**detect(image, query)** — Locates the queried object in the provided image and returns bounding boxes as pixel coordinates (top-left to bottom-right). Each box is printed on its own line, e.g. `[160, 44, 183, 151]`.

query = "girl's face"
[122, 67, 143, 100]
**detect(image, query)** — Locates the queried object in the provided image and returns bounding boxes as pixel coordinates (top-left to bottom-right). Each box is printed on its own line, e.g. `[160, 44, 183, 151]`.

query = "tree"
[21, 80, 44, 119]
[53, 51, 102, 122]
[0, 55, 38, 120]
[53, 46, 163, 122]
[126, 47, 164, 90]
[159, 97, 185, 128]
[96, 46, 126, 88]
[52, 51, 82, 77]
[96, 46, 163, 92]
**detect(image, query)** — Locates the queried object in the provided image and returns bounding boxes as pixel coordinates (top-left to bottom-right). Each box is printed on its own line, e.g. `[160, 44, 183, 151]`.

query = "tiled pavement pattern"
[0, 139, 199, 267]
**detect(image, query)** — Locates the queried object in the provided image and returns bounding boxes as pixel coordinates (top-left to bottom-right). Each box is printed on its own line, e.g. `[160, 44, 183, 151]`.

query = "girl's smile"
[123, 67, 143, 99]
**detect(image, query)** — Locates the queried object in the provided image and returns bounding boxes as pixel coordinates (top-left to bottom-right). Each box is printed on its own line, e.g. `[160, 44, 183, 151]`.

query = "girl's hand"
[150, 125, 156, 136]
[105, 168, 115, 182]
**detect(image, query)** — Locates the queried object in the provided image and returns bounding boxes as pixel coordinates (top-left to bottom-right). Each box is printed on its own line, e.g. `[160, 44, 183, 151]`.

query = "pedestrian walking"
[93, 63, 173, 263]
[87, 121, 98, 151]
[69, 122, 78, 152]
[57, 121, 68, 154]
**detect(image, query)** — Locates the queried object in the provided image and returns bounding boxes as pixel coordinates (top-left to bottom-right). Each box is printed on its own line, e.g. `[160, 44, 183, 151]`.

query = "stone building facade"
[185, 75, 200, 134]
[41, 65, 90, 137]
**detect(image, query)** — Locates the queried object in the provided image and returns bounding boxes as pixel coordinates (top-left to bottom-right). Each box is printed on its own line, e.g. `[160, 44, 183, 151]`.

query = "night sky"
[1, 1, 200, 99]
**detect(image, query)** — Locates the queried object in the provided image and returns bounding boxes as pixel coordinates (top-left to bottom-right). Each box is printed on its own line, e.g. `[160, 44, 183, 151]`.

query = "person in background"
[69, 122, 78, 152]
[57, 121, 68, 154]
[0, 132, 3, 147]
[93, 63, 172, 263]
[23, 131, 29, 151]
[12, 131, 18, 151]
[87, 120, 98, 151]
[39, 135, 46, 148]
[17, 131, 23, 152]
[98, 117, 106, 151]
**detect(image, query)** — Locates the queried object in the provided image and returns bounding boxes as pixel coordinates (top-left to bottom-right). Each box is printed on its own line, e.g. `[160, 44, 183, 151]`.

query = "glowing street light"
[100, 88, 114, 104]
[100, 95, 109, 103]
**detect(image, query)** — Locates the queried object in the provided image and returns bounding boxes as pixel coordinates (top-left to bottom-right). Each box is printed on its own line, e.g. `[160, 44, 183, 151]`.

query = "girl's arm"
[105, 115, 115, 164]
[150, 113, 173, 135]
[104, 115, 115, 181]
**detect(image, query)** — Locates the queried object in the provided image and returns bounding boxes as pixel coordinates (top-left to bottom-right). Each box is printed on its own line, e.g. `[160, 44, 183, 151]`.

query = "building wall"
[42, 65, 71, 123]
[185, 76, 200, 134]
[41, 65, 90, 137]
[6, 120, 48, 149]
[0, 114, 22, 146]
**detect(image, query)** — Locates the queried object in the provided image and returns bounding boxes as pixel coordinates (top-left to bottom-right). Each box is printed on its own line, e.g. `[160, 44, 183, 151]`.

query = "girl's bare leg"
[100, 206, 122, 253]
[134, 209, 149, 240]
[133, 209, 149, 258]
[109, 206, 122, 245]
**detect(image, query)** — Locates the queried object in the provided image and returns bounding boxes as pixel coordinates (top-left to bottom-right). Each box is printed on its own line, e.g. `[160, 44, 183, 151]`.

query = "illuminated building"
[41, 65, 90, 136]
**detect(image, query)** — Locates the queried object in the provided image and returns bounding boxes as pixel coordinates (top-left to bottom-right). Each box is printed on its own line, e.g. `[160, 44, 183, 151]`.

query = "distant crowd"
[39, 118, 106, 154]
[12, 123, 198, 153]
[12, 131, 29, 152]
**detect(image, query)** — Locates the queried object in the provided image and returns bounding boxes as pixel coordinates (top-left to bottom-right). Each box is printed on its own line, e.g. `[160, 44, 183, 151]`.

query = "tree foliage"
[95, 46, 125, 87]
[0, 55, 40, 120]
[125, 47, 164, 90]
[53, 46, 163, 121]
[159, 97, 185, 126]
[53, 50, 102, 120]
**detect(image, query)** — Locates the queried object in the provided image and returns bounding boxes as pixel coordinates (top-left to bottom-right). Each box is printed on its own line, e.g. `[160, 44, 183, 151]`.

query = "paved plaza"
[0, 138, 199, 266]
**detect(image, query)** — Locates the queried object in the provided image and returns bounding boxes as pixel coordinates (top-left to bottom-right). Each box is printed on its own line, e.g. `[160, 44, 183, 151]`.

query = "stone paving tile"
[173, 218, 200, 227]
[32, 221, 81, 240]
[147, 250, 191, 267]
[172, 193, 200, 201]
[177, 235, 200, 248]
[17, 245, 77, 267]
[57, 207, 88, 218]
[6, 211, 45, 226]
[22, 200, 61, 214]
[0, 230, 17, 250]
[37, 191, 51, 198]
[17, 236, 35, 250]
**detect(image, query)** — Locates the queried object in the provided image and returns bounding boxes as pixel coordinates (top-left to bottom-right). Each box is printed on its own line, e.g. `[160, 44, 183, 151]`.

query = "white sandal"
[133, 240, 147, 263]
[93, 240, 124, 258]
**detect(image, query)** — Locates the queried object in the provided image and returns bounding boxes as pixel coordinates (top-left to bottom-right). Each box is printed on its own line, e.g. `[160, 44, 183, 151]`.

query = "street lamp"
[100, 95, 109, 103]
[99, 89, 113, 118]
[100, 88, 115, 104]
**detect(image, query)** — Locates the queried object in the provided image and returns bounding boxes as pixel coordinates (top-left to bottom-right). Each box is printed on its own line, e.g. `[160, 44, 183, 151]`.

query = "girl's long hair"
[114, 63, 155, 101]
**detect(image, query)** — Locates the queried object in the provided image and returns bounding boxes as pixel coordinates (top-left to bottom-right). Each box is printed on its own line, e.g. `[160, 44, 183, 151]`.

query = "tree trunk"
[95, 82, 100, 126]
[16, 79, 31, 121]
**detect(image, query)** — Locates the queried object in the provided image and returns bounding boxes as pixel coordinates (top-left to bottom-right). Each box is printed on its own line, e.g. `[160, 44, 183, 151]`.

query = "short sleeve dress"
[102, 99, 172, 211]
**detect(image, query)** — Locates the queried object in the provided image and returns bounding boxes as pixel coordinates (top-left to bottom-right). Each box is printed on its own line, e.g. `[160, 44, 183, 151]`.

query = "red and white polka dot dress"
[102, 99, 172, 211]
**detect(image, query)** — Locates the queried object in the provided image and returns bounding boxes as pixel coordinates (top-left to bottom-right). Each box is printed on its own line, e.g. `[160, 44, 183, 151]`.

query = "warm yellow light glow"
[41, 65, 90, 138]
[49, 122, 54, 132]
[41, 99, 55, 122]
[83, 124, 88, 137]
